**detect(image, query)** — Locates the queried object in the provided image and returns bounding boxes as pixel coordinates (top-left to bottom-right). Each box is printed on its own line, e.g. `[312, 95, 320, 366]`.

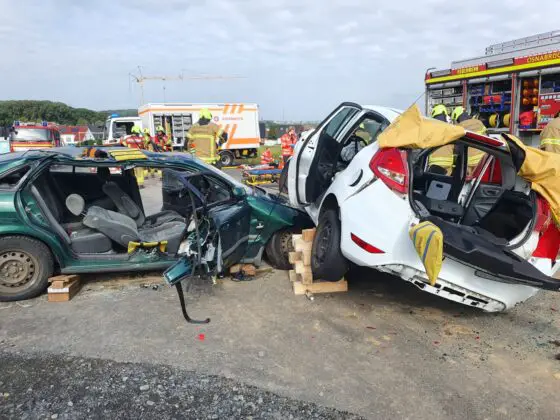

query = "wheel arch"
[0, 232, 61, 268]
[319, 193, 340, 220]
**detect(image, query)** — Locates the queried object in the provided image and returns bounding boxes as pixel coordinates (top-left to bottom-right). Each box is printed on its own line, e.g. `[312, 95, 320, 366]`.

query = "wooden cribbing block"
[48, 276, 81, 302]
[293, 237, 312, 254]
[48, 274, 79, 289]
[294, 261, 313, 285]
[301, 249, 312, 266]
[241, 264, 256, 276]
[302, 228, 316, 242]
[289, 251, 302, 265]
[288, 270, 297, 283]
[292, 279, 348, 295]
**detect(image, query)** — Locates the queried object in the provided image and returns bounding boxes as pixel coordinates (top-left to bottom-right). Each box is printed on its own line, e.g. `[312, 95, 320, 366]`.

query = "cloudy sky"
[1, 0, 560, 120]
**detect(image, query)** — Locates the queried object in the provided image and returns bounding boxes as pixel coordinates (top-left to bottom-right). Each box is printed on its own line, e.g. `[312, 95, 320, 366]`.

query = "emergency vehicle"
[103, 115, 143, 146]
[9, 121, 62, 152]
[425, 30, 560, 146]
[138, 103, 261, 166]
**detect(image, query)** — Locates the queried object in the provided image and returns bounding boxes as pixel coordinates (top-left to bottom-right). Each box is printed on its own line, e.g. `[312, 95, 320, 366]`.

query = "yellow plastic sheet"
[109, 149, 147, 161]
[378, 104, 465, 149]
[505, 134, 560, 227]
[409, 221, 444, 286]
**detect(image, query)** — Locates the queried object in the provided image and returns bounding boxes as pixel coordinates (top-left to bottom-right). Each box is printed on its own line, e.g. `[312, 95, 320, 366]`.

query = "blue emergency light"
[111, 113, 119, 118]
[14, 121, 20, 126]
[41, 121, 48, 127]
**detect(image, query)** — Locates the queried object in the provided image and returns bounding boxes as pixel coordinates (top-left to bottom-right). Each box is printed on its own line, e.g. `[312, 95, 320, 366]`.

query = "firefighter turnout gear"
[431, 104, 448, 119]
[186, 109, 223, 164]
[458, 118, 487, 174]
[281, 130, 296, 163]
[451, 106, 465, 123]
[539, 116, 560, 154]
[120, 132, 145, 187]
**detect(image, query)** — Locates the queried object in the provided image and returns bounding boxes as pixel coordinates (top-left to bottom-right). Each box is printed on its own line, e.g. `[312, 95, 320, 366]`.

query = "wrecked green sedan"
[0, 147, 312, 301]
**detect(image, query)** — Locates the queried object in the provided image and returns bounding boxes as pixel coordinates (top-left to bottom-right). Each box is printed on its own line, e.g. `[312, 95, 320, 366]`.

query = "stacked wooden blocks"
[288, 228, 348, 296]
[47, 274, 81, 302]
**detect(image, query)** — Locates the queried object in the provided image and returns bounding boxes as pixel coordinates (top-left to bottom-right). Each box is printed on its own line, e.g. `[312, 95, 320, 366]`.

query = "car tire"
[0, 236, 54, 302]
[311, 209, 348, 281]
[265, 228, 296, 270]
[219, 151, 235, 167]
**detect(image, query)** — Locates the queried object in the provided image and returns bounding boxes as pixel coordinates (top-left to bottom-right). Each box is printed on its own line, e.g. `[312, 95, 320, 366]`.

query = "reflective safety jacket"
[186, 122, 223, 163]
[155, 133, 173, 152]
[540, 117, 560, 154]
[260, 149, 273, 165]
[121, 135, 144, 149]
[281, 134, 295, 157]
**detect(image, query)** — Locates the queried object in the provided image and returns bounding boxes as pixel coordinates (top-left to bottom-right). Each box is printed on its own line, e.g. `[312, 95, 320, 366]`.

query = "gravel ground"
[0, 351, 362, 420]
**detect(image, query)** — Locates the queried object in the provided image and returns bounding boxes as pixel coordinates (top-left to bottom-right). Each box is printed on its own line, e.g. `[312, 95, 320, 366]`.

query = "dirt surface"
[1, 266, 560, 419]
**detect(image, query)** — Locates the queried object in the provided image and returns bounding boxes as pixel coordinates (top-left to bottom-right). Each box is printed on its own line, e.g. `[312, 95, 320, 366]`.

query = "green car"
[0, 147, 312, 301]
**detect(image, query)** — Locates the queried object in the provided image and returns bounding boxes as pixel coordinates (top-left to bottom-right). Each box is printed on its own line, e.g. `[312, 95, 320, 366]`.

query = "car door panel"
[209, 201, 251, 267]
[293, 104, 361, 206]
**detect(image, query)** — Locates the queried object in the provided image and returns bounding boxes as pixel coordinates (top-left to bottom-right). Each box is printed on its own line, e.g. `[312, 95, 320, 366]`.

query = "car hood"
[378, 104, 465, 149]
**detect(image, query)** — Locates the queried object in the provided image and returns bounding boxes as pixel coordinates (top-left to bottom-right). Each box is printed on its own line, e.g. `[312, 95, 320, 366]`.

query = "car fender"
[0, 227, 66, 267]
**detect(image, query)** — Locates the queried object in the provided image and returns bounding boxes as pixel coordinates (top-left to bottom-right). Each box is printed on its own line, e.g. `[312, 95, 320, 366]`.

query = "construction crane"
[129, 66, 245, 104]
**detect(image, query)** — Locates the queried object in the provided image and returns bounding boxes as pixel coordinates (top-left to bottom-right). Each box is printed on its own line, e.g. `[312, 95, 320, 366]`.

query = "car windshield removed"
[12, 128, 50, 141]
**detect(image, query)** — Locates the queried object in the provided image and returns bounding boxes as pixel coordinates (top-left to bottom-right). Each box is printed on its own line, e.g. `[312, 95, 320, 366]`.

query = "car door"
[288, 103, 361, 207]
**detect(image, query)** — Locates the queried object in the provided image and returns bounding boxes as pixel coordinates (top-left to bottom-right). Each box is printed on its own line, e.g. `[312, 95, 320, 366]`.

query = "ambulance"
[138, 103, 261, 166]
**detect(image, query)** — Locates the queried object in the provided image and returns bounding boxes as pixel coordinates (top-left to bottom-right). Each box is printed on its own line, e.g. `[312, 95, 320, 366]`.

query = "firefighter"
[539, 112, 560, 153]
[155, 125, 173, 152]
[121, 125, 145, 187]
[452, 106, 487, 175]
[431, 104, 449, 122]
[260, 147, 273, 166]
[186, 109, 223, 165]
[428, 105, 454, 174]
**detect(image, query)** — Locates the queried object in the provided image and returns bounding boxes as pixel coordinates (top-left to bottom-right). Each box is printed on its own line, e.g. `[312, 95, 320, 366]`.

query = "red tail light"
[369, 148, 408, 194]
[351, 233, 385, 254]
[534, 195, 552, 233]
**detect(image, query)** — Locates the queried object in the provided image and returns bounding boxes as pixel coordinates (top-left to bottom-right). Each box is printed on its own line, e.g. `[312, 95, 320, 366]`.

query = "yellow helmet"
[131, 125, 141, 134]
[156, 125, 165, 132]
[431, 104, 448, 118]
[451, 106, 465, 122]
[200, 108, 212, 120]
[143, 128, 150, 134]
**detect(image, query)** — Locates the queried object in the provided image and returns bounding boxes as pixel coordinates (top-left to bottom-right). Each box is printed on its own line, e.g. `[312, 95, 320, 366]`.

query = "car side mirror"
[232, 186, 247, 199]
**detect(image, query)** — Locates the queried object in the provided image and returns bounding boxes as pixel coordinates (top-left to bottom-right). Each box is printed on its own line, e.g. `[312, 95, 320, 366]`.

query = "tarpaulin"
[409, 221, 443, 286]
[504, 134, 560, 227]
[378, 104, 465, 149]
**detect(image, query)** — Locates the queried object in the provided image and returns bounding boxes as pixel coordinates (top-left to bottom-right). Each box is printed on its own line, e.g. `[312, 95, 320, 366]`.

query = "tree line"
[0, 100, 137, 127]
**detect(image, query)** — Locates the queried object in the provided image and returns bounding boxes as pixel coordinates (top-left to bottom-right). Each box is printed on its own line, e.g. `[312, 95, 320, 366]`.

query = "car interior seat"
[71, 193, 187, 254]
[98, 167, 184, 228]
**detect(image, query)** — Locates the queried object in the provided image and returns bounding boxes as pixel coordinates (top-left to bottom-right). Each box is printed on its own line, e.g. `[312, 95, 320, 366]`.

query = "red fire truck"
[425, 31, 560, 146]
[9, 121, 62, 152]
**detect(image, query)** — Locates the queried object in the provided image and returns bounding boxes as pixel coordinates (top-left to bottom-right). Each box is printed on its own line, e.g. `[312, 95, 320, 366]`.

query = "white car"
[287, 102, 560, 312]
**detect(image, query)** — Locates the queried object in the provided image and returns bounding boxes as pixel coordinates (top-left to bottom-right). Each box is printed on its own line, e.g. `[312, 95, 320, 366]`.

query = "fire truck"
[9, 121, 62, 152]
[425, 30, 560, 146]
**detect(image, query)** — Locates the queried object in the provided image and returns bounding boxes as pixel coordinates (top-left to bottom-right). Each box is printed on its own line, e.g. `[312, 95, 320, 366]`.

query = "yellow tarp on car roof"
[378, 104, 466, 149]
[504, 134, 560, 227]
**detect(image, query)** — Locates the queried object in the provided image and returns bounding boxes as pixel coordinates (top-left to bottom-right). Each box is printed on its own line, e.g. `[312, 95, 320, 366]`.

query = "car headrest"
[65, 194, 85, 216]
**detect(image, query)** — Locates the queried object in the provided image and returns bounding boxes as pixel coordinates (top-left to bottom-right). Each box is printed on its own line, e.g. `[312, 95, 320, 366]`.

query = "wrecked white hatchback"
[287, 103, 560, 312]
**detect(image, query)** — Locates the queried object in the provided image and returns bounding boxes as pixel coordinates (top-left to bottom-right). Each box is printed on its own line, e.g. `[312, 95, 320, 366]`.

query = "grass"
[240, 144, 282, 165]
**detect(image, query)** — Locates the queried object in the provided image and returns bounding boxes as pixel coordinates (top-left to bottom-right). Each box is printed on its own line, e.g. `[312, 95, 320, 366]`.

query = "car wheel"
[265, 228, 296, 270]
[0, 236, 54, 302]
[311, 209, 348, 281]
[220, 151, 235, 167]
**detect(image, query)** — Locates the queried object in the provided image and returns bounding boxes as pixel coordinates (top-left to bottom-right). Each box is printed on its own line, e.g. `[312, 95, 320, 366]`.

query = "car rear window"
[0, 165, 31, 189]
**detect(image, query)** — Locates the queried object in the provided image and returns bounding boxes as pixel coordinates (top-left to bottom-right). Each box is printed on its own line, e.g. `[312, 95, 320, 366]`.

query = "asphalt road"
[1, 168, 560, 419]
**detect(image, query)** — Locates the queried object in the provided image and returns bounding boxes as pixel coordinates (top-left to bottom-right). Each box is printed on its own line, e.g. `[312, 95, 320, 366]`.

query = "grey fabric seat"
[81, 204, 186, 254]
[101, 181, 184, 228]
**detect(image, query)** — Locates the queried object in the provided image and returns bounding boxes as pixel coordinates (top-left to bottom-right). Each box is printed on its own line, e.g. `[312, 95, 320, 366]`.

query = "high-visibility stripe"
[223, 104, 230, 114]
[221, 137, 261, 146]
[237, 104, 244, 114]
[426, 58, 560, 84]
[230, 104, 237, 114]
[190, 134, 216, 140]
[428, 157, 454, 165]
[229, 124, 238, 140]
[541, 138, 560, 146]
[138, 106, 258, 116]
[11, 142, 53, 148]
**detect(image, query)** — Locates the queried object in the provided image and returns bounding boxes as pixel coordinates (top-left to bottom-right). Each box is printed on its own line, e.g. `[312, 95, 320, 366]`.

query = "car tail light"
[351, 233, 385, 254]
[369, 148, 408, 194]
[534, 195, 552, 233]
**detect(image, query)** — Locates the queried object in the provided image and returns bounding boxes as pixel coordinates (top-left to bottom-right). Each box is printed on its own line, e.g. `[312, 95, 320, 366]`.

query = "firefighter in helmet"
[186, 109, 223, 165]
[428, 105, 454, 174]
[451, 106, 487, 176]
[540, 111, 560, 154]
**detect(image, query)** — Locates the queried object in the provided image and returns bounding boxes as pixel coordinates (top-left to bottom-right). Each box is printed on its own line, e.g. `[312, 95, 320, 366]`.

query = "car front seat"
[100, 175, 184, 228]
[69, 194, 186, 254]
